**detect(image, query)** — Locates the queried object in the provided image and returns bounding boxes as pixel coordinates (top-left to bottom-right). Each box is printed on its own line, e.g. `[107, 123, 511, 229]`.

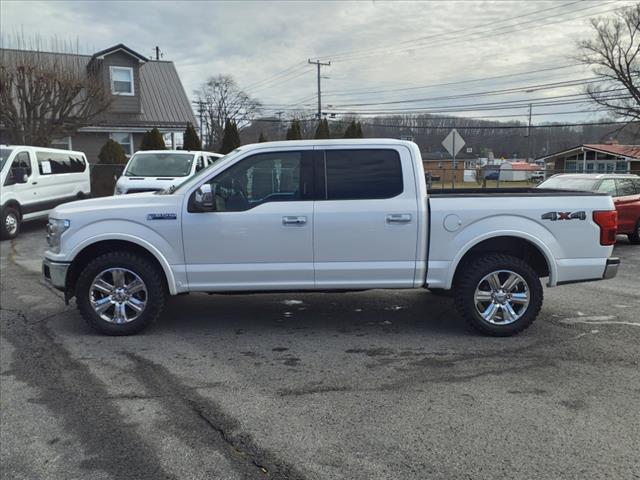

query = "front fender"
[60, 220, 185, 295]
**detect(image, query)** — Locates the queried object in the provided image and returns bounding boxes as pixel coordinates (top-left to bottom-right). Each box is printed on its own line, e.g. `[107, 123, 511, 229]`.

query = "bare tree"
[577, 3, 640, 120]
[194, 75, 261, 149]
[0, 39, 111, 146]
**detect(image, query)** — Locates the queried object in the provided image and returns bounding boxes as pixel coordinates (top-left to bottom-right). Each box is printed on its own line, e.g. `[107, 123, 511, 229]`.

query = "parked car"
[114, 150, 223, 195]
[1, 145, 90, 240]
[43, 139, 619, 337]
[530, 170, 545, 182]
[538, 173, 640, 244]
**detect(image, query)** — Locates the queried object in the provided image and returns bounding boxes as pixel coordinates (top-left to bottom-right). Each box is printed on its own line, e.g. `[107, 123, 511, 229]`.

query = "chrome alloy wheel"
[5, 212, 18, 236]
[89, 268, 147, 324]
[473, 270, 530, 325]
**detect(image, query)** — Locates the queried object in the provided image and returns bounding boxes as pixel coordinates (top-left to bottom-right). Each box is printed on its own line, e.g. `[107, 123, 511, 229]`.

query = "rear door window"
[36, 151, 87, 175]
[633, 178, 640, 194]
[323, 149, 403, 200]
[596, 179, 617, 196]
[616, 178, 637, 197]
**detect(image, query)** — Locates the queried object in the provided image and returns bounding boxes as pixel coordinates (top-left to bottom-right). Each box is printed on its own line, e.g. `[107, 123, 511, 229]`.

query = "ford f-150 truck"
[42, 139, 620, 336]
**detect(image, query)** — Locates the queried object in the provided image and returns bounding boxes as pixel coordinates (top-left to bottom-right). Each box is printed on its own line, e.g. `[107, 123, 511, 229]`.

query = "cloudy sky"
[1, 0, 635, 122]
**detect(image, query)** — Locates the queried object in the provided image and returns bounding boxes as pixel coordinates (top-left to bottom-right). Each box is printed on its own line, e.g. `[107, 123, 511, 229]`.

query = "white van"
[114, 150, 223, 195]
[1, 145, 91, 239]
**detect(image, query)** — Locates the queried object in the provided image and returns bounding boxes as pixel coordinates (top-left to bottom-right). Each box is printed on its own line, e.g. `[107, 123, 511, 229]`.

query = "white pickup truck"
[42, 139, 620, 336]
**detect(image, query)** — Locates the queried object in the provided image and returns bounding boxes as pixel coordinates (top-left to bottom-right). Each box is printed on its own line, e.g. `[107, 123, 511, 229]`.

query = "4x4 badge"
[541, 211, 586, 221]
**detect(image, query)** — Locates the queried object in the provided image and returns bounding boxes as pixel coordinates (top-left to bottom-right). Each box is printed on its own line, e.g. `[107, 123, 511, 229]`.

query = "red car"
[538, 173, 640, 244]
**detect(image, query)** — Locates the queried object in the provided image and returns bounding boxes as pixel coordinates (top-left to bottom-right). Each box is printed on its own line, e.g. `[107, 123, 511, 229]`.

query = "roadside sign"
[442, 129, 466, 157]
[442, 129, 466, 188]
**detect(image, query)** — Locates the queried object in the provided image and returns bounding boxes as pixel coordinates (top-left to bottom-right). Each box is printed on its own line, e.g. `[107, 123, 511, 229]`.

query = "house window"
[50, 136, 72, 150]
[110, 66, 134, 95]
[110, 132, 133, 156]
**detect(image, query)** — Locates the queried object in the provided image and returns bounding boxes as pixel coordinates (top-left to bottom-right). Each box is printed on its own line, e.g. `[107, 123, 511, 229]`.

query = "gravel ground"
[1, 220, 639, 480]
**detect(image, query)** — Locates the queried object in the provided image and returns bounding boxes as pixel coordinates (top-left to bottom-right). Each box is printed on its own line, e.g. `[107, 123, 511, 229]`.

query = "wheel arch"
[450, 234, 557, 289]
[2, 199, 22, 217]
[66, 238, 178, 300]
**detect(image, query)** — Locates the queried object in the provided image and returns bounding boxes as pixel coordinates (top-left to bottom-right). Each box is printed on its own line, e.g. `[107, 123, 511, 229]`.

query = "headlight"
[114, 185, 125, 195]
[46, 218, 70, 253]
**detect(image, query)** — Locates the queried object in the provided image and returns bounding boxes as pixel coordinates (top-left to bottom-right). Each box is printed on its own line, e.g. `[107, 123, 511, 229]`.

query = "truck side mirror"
[192, 183, 215, 212]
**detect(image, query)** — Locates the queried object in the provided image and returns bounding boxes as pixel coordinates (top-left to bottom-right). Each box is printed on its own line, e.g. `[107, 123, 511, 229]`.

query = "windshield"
[0, 148, 14, 171]
[125, 152, 195, 177]
[164, 148, 242, 194]
[538, 177, 598, 191]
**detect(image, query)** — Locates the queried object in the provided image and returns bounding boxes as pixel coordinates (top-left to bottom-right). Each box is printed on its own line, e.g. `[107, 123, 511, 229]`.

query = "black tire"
[1, 205, 20, 240]
[453, 254, 543, 337]
[628, 219, 640, 245]
[76, 251, 166, 335]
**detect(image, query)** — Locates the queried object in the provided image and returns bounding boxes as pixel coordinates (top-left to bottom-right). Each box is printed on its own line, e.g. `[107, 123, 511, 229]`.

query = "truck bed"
[428, 187, 608, 197]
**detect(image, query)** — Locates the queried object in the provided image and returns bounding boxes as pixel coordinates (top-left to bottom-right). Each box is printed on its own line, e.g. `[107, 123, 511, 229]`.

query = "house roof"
[537, 144, 640, 161]
[91, 44, 148, 63]
[0, 47, 197, 129]
[583, 144, 640, 158]
[501, 161, 536, 170]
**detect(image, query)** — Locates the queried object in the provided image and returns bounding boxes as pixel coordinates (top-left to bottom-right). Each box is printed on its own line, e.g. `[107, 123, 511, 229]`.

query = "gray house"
[0, 44, 197, 162]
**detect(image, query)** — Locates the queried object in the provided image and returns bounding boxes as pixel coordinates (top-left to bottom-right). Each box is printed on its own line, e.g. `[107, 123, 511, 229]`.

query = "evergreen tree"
[139, 128, 166, 150]
[183, 122, 202, 150]
[286, 119, 302, 140]
[258, 131, 267, 142]
[98, 139, 127, 164]
[314, 118, 330, 139]
[95, 139, 128, 196]
[343, 120, 357, 138]
[343, 120, 364, 138]
[220, 119, 240, 154]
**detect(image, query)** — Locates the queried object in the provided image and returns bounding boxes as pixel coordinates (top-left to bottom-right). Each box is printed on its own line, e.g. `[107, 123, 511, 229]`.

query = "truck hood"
[116, 175, 187, 193]
[50, 192, 184, 219]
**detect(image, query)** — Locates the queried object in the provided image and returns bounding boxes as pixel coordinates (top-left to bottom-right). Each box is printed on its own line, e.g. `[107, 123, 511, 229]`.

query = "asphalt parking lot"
[1, 220, 639, 480]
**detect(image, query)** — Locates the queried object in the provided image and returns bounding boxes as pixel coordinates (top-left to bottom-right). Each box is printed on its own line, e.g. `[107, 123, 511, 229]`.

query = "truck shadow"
[157, 289, 472, 337]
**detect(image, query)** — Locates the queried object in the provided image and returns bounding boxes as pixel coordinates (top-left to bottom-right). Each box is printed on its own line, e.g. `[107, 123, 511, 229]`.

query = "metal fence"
[89, 163, 126, 197]
[88, 163, 640, 197]
[425, 167, 640, 190]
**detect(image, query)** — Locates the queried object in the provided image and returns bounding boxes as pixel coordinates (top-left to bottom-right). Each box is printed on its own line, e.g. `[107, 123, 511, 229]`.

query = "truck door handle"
[32, 182, 38, 185]
[282, 216, 307, 225]
[386, 214, 412, 224]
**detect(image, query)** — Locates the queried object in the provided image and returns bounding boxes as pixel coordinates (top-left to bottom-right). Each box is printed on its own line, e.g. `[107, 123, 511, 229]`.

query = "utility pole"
[275, 111, 284, 139]
[526, 102, 533, 161]
[308, 59, 330, 119]
[192, 100, 206, 145]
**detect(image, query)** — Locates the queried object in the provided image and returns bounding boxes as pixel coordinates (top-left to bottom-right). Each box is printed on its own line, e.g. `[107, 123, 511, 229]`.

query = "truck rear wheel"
[454, 254, 542, 336]
[628, 219, 640, 244]
[76, 251, 166, 335]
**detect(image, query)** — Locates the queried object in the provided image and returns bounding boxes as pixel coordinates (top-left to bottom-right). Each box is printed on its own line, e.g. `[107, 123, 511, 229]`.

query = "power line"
[329, 77, 607, 108]
[322, 64, 585, 97]
[316, 0, 583, 62]
[326, 1, 622, 64]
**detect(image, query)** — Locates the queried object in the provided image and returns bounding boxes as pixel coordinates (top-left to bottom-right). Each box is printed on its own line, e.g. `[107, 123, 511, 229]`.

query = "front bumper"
[603, 257, 620, 280]
[42, 258, 70, 291]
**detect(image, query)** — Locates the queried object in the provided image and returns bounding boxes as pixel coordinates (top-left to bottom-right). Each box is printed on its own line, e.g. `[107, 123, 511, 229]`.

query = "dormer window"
[110, 66, 134, 95]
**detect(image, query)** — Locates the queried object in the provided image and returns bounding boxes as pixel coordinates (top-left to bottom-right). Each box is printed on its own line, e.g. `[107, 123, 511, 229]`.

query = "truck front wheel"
[76, 251, 166, 335]
[454, 254, 543, 336]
